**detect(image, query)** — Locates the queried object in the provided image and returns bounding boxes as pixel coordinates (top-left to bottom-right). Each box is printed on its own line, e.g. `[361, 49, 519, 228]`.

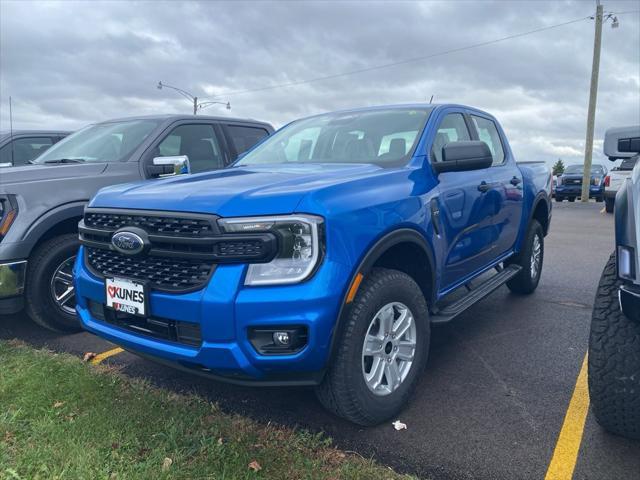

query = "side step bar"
[430, 264, 522, 324]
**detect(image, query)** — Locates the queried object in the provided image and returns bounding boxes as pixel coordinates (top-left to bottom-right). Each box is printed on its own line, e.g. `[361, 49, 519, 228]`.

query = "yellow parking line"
[90, 347, 124, 365]
[544, 354, 590, 480]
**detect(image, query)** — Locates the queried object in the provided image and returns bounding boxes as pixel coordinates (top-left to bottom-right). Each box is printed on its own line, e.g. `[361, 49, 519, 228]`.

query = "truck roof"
[0, 129, 72, 140]
[97, 114, 273, 129]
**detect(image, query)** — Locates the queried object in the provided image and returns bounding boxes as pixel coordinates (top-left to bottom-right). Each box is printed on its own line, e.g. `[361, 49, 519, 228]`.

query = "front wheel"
[316, 268, 430, 426]
[555, 196, 564, 203]
[568, 197, 576, 202]
[506, 220, 544, 294]
[25, 234, 82, 333]
[588, 253, 640, 440]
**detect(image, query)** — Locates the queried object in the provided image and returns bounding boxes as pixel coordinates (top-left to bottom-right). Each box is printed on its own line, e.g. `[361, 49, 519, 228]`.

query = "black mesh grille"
[86, 247, 214, 291]
[84, 212, 214, 237]
[216, 240, 268, 258]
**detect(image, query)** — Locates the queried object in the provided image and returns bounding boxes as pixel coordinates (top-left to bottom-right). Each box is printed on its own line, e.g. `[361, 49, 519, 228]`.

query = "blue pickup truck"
[74, 104, 552, 425]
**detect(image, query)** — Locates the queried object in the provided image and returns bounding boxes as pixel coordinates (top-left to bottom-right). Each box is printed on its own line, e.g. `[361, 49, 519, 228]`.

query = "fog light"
[618, 246, 635, 280]
[273, 331, 291, 346]
[248, 326, 308, 355]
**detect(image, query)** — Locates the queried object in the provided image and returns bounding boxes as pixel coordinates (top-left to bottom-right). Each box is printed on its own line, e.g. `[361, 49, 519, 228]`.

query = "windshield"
[563, 164, 604, 175]
[33, 119, 160, 164]
[236, 108, 431, 168]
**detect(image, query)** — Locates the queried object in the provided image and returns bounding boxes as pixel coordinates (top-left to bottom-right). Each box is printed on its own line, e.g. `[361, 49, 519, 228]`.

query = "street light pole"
[157, 81, 230, 115]
[581, 2, 603, 202]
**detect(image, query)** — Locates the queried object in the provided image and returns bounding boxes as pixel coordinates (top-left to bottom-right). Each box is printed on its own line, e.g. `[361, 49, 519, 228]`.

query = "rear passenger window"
[471, 116, 505, 166]
[431, 114, 470, 162]
[227, 125, 269, 156]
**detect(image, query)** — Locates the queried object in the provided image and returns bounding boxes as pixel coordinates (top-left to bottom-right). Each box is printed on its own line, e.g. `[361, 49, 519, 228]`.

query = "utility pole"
[193, 96, 198, 116]
[581, 1, 603, 202]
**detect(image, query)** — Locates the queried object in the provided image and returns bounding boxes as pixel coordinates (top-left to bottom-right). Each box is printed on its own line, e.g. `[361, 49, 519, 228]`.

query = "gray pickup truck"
[0, 114, 274, 331]
[0, 130, 71, 167]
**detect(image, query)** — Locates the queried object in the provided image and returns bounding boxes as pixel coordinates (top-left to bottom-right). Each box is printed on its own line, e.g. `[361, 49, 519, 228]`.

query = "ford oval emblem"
[111, 231, 145, 255]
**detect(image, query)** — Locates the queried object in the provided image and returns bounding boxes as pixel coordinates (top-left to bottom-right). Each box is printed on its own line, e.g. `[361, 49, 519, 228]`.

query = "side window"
[226, 125, 269, 156]
[2, 137, 55, 165]
[431, 114, 471, 162]
[156, 124, 224, 174]
[471, 115, 505, 166]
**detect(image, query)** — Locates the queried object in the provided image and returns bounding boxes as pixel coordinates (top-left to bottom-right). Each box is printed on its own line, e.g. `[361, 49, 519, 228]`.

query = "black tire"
[25, 234, 82, 333]
[316, 268, 430, 426]
[605, 197, 615, 213]
[555, 196, 564, 203]
[588, 253, 640, 440]
[596, 196, 604, 203]
[506, 220, 544, 294]
[568, 197, 576, 202]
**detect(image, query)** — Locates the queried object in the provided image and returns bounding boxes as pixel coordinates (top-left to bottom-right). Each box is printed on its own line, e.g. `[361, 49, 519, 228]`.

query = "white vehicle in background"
[603, 126, 640, 213]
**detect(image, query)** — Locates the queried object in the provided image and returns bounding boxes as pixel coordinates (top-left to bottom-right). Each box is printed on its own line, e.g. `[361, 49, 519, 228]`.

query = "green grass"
[0, 341, 413, 480]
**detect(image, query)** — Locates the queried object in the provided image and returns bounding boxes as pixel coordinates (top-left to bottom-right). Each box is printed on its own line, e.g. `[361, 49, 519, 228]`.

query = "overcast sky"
[1, 0, 639, 166]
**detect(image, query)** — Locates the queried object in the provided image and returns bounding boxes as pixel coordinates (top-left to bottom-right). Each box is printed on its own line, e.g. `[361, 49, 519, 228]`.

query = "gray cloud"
[1, 0, 638, 167]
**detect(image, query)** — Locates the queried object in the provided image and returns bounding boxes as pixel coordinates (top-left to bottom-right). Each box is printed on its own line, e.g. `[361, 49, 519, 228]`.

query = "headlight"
[218, 214, 324, 285]
[0, 195, 18, 238]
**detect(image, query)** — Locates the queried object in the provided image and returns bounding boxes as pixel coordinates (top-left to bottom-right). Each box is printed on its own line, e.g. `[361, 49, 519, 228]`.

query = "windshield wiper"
[43, 158, 87, 164]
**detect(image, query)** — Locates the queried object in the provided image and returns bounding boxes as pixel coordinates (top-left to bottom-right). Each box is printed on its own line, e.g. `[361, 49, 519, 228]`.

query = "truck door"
[469, 114, 523, 257]
[431, 112, 500, 290]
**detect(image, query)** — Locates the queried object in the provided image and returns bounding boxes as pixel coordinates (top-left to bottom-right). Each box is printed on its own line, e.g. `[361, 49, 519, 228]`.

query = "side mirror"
[432, 141, 493, 174]
[148, 155, 190, 177]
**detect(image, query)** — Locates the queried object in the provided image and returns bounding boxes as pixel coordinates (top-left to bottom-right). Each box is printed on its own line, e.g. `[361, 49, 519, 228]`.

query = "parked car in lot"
[588, 153, 640, 440]
[555, 163, 607, 203]
[75, 104, 552, 425]
[0, 115, 274, 331]
[603, 125, 639, 213]
[0, 130, 71, 167]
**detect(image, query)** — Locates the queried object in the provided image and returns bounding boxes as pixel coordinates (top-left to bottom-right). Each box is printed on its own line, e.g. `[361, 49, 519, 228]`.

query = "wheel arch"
[326, 228, 436, 365]
[23, 202, 86, 257]
[530, 193, 551, 237]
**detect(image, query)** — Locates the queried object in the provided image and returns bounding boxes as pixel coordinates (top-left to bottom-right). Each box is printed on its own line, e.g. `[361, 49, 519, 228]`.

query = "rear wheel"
[596, 196, 604, 203]
[25, 234, 82, 333]
[588, 253, 640, 439]
[506, 220, 543, 294]
[568, 197, 576, 202]
[555, 196, 564, 203]
[316, 268, 429, 426]
[605, 197, 615, 213]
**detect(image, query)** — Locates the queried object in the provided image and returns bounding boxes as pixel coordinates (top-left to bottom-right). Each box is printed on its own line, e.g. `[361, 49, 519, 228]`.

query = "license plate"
[105, 277, 147, 316]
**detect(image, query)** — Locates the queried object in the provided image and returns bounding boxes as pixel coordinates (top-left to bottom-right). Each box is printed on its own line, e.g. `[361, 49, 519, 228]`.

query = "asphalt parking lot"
[2, 201, 639, 480]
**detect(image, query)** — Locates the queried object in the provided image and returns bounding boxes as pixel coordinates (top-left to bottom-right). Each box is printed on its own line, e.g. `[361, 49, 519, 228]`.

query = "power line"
[215, 14, 593, 98]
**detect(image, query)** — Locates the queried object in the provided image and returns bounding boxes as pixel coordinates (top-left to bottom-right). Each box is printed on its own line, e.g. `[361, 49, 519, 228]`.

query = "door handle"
[477, 181, 491, 193]
[510, 176, 522, 186]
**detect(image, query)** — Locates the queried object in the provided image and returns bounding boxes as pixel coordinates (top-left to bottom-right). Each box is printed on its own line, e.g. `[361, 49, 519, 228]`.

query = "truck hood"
[89, 163, 386, 217]
[0, 162, 108, 188]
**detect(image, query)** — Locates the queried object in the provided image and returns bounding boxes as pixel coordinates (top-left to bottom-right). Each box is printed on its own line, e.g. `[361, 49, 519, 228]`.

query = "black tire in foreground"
[506, 220, 544, 294]
[605, 197, 615, 213]
[588, 253, 640, 440]
[25, 234, 82, 333]
[316, 268, 430, 426]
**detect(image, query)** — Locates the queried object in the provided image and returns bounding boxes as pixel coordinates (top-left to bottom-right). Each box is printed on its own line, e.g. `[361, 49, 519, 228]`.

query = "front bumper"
[555, 185, 604, 198]
[0, 260, 27, 314]
[0, 260, 27, 298]
[619, 284, 640, 323]
[74, 246, 351, 385]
